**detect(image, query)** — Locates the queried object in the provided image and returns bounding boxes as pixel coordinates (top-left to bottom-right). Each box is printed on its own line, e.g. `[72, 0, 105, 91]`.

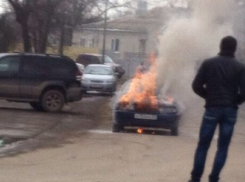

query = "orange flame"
[137, 128, 143, 134]
[119, 53, 159, 111]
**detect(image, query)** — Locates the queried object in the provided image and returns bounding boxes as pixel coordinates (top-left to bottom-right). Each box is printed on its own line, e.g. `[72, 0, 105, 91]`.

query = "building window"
[111, 39, 120, 52]
[80, 38, 86, 47]
[88, 38, 95, 48]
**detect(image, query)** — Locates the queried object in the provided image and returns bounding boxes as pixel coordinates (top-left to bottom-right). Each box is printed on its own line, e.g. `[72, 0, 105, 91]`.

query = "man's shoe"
[188, 180, 200, 182]
[209, 174, 219, 182]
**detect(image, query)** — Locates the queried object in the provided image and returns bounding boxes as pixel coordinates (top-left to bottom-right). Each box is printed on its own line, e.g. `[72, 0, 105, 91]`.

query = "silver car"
[81, 64, 117, 94]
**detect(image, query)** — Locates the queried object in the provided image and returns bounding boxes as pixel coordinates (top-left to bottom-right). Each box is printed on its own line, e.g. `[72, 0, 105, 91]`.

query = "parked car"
[112, 80, 183, 136]
[0, 53, 83, 112]
[76, 63, 85, 74]
[76, 53, 125, 78]
[81, 64, 117, 94]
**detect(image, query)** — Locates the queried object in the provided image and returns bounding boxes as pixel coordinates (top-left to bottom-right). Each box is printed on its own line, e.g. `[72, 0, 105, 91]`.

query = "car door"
[0, 56, 21, 98]
[20, 55, 50, 99]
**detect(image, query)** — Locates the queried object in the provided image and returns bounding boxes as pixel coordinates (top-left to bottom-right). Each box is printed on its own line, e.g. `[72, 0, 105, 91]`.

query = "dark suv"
[76, 53, 125, 78]
[0, 53, 82, 112]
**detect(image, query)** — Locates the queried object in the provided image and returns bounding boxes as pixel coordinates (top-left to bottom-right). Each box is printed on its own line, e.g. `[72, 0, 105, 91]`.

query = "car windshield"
[98, 55, 114, 63]
[104, 56, 114, 63]
[84, 66, 113, 75]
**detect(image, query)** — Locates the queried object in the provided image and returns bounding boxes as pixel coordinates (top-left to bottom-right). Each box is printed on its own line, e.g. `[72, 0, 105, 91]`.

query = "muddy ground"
[0, 90, 245, 182]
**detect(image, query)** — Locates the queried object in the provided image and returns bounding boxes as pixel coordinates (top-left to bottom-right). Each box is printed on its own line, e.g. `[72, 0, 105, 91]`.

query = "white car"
[81, 64, 117, 94]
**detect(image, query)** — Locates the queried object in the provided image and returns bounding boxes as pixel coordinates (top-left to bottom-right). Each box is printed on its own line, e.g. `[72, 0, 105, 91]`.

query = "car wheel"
[41, 90, 65, 112]
[171, 126, 178, 136]
[110, 85, 116, 96]
[112, 123, 123, 132]
[117, 75, 122, 79]
[29, 102, 44, 111]
[109, 91, 115, 96]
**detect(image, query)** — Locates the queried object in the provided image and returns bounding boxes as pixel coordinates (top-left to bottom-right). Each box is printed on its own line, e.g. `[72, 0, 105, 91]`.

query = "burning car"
[112, 54, 183, 136]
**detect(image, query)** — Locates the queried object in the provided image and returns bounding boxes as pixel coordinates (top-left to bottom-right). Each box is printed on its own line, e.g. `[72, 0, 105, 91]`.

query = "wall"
[72, 29, 149, 60]
[10, 44, 99, 61]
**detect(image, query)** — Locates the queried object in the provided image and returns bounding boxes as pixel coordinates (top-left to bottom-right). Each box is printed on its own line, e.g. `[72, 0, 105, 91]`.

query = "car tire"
[110, 85, 116, 96]
[117, 75, 122, 79]
[29, 102, 44, 111]
[112, 123, 123, 132]
[109, 91, 115, 97]
[41, 90, 65, 112]
[171, 126, 178, 136]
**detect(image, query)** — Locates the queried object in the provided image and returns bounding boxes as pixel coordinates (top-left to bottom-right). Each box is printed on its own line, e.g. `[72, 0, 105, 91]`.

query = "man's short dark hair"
[220, 36, 237, 53]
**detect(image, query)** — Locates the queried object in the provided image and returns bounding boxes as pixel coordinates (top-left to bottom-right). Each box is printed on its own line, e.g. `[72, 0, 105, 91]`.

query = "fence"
[107, 52, 149, 79]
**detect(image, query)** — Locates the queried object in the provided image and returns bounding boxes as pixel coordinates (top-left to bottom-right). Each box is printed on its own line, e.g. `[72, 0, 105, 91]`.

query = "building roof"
[77, 6, 189, 33]
[79, 28, 147, 34]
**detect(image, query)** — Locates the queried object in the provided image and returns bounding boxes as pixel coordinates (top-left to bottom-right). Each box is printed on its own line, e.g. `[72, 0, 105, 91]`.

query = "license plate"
[91, 84, 102, 88]
[134, 113, 157, 120]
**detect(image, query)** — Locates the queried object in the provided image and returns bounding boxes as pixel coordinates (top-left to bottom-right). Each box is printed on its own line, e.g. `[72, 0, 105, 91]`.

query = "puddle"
[88, 130, 113, 134]
[0, 135, 28, 147]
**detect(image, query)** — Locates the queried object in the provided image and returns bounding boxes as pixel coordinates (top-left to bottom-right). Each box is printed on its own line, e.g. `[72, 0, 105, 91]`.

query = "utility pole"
[102, 0, 109, 64]
[59, 23, 65, 55]
[59, 12, 68, 55]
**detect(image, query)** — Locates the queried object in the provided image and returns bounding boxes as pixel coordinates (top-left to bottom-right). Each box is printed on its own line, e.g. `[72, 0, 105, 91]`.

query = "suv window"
[0, 56, 20, 76]
[22, 56, 50, 77]
[51, 57, 76, 76]
[22, 56, 75, 78]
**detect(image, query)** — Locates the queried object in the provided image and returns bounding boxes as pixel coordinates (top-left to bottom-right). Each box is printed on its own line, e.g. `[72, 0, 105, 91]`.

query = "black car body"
[112, 80, 183, 135]
[0, 53, 82, 112]
[76, 53, 125, 78]
[114, 106, 181, 135]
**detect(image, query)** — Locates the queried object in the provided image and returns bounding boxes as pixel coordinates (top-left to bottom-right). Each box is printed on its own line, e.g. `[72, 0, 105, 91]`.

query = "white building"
[72, 6, 188, 76]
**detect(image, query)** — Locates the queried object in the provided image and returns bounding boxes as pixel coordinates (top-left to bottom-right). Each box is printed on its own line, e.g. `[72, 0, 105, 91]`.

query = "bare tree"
[7, 0, 33, 52]
[0, 13, 18, 52]
[95, 0, 136, 62]
[30, 0, 64, 53]
[7, 0, 100, 53]
[55, 0, 102, 54]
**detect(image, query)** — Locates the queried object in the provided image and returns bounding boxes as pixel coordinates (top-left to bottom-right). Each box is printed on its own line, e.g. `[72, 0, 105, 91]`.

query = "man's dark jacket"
[192, 55, 245, 108]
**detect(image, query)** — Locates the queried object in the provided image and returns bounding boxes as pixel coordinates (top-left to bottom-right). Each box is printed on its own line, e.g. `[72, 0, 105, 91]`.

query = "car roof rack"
[7, 52, 73, 60]
[18, 52, 68, 58]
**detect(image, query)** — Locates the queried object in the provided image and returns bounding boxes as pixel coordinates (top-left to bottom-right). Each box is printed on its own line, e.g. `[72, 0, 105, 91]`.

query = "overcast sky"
[0, 0, 7, 13]
[0, 0, 187, 14]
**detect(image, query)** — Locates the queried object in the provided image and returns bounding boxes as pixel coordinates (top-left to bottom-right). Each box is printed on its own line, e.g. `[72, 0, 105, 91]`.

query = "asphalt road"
[1, 92, 245, 182]
[0, 93, 112, 157]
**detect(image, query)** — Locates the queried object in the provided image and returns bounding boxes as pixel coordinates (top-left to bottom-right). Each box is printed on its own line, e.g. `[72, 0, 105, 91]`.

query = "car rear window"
[22, 56, 76, 78]
[76, 55, 100, 66]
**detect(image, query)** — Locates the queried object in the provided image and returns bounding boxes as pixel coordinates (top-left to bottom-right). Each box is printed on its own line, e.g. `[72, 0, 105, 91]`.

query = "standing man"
[137, 61, 147, 73]
[189, 36, 245, 182]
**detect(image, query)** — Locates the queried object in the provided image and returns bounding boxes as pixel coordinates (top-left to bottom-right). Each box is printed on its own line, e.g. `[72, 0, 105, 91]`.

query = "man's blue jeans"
[191, 107, 237, 182]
